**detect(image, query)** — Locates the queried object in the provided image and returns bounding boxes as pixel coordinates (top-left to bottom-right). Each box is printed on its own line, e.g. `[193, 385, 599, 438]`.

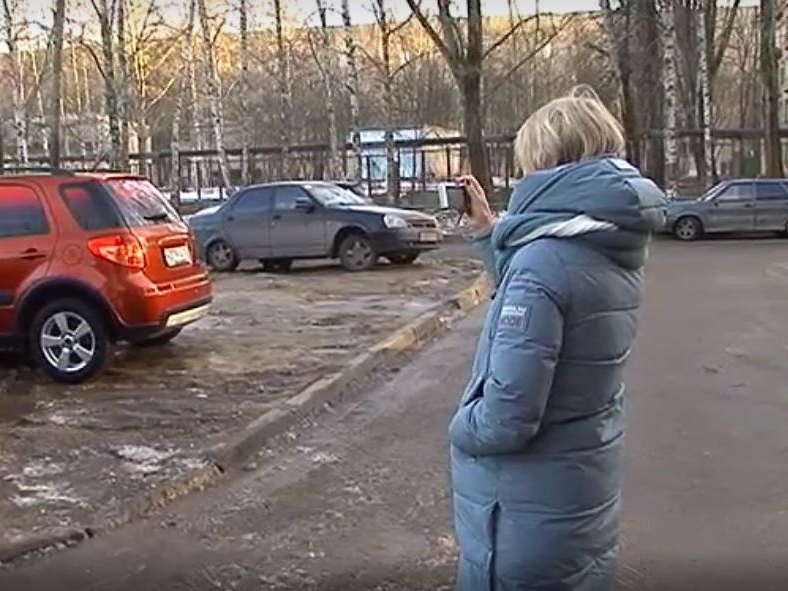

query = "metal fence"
[6, 127, 788, 206]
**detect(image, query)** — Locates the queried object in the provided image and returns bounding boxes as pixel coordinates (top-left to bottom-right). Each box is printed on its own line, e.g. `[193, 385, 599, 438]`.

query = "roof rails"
[0, 166, 76, 176]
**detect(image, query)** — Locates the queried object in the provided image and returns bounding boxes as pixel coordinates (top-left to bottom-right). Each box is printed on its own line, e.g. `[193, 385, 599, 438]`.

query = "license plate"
[419, 231, 439, 242]
[164, 245, 192, 267]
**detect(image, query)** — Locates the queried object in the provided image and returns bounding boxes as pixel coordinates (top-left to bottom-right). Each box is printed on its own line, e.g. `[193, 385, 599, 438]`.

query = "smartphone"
[437, 182, 472, 220]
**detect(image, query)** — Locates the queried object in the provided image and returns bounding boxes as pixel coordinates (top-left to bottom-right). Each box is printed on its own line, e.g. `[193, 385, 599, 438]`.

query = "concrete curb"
[0, 272, 490, 567]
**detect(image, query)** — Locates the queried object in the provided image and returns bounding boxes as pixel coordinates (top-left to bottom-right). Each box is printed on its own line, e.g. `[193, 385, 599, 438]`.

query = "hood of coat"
[492, 157, 666, 275]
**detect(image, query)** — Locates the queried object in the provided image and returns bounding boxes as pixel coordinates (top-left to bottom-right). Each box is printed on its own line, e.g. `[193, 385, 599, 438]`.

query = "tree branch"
[488, 17, 571, 93]
[712, 0, 740, 77]
[482, 14, 537, 60]
[403, 0, 458, 68]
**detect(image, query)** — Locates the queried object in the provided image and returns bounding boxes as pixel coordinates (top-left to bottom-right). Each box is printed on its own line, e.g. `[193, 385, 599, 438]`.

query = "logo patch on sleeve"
[498, 304, 530, 330]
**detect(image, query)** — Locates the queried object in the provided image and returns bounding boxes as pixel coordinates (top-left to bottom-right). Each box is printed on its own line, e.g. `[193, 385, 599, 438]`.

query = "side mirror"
[295, 197, 316, 212]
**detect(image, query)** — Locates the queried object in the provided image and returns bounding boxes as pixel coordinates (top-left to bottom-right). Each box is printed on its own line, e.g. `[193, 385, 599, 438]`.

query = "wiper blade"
[143, 212, 171, 221]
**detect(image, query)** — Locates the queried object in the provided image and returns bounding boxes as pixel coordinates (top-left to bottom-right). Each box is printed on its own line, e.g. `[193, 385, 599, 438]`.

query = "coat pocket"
[453, 492, 498, 591]
[459, 374, 485, 407]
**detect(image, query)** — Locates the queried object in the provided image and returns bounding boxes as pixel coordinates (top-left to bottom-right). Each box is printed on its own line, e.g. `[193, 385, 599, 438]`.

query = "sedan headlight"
[383, 214, 408, 229]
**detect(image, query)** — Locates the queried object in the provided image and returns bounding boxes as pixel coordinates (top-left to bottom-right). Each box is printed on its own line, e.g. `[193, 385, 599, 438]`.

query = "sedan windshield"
[307, 184, 368, 206]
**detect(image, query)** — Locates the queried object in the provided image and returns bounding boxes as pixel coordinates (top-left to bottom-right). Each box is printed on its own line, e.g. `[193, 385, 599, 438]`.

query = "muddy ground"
[0, 250, 481, 550]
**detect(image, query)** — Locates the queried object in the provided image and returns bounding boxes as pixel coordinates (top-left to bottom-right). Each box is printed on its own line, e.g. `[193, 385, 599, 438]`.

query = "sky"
[13, 0, 760, 36]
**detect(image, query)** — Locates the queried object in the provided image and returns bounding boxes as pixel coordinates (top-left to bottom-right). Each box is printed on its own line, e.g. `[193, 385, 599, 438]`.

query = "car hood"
[666, 197, 704, 212]
[185, 206, 221, 224]
[337, 204, 433, 220]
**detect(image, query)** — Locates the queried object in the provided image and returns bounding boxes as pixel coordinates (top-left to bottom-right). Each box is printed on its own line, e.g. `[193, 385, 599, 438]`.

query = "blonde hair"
[514, 85, 625, 175]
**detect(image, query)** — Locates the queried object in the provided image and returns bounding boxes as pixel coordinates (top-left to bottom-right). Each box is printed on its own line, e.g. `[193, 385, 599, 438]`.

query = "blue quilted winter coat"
[449, 157, 666, 591]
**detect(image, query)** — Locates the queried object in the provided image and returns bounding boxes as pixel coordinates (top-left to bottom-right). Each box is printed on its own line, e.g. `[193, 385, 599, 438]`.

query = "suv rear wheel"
[338, 233, 377, 271]
[207, 240, 239, 272]
[29, 299, 113, 384]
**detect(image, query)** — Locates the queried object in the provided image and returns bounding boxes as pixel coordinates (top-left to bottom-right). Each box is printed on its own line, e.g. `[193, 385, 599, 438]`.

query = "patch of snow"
[21, 459, 64, 478]
[113, 445, 173, 464]
[10, 482, 85, 508]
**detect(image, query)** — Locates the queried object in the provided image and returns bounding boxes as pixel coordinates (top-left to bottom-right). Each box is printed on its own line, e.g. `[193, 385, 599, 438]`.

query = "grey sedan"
[186, 181, 442, 272]
[662, 179, 788, 241]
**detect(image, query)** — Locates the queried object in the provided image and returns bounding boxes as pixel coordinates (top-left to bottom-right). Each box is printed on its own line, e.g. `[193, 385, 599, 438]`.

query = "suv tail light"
[88, 235, 146, 269]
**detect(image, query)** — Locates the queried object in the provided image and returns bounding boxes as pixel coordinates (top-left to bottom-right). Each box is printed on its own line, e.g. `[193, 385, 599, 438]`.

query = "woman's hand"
[459, 175, 495, 234]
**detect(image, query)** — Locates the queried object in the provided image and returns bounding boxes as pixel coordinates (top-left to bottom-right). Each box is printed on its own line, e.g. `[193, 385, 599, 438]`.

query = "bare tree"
[341, 0, 362, 178]
[86, 0, 126, 168]
[273, 0, 292, 175]
[2, 0, 29, 163]
[696, 0, 714, 186]
[405, 0, 490, 190]
[369, 0, 416, 201]
[308, 0, 340, 179]
[48, 0, 66, 166]
[196, 0, 231, 188]
[170, 0, 195, 204]
[405, 1, 558, 191]
[660, 0, 679, 191]
[599, 0, 639, 163]
[760, 0, 782, 177]
[239, 0, 251, 184]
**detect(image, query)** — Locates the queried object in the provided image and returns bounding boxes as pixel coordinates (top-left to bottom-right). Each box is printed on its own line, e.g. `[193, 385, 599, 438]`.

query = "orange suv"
[0, 168, 212, 383]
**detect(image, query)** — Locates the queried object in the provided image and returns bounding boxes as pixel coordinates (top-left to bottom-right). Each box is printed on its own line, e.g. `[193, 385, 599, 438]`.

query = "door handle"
[226, 215, 235, 221]
[20, 248, 46, 260]
[272, 214, 282, 220]
[744, 203, 754, 208]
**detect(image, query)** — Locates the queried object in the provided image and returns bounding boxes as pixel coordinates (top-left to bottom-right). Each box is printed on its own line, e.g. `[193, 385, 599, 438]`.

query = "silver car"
[187, 181, 442, 272]
[663, 179, 788, 241]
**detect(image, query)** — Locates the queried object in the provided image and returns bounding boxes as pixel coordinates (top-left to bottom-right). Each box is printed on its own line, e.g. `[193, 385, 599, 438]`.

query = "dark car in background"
[187, 181, 441, 272]
[662, 178, 788, 241]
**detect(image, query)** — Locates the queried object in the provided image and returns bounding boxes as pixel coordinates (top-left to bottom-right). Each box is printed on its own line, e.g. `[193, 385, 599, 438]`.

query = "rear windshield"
[105, 178, 181, 226]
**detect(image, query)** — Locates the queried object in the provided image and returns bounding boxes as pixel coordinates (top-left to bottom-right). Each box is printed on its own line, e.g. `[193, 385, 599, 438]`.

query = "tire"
[673, 216, 702, 241]
[29, 298, 113, 384]
[387, 253, 419, 265]
[206, 240, 239, 272]
[130, 328, 183, 348]
[338, 233, 378, 271]
[260, 258, 293, 273]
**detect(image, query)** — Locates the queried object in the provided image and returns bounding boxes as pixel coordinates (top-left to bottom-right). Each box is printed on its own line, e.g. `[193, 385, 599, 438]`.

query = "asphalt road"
[3, 238, 788, 591]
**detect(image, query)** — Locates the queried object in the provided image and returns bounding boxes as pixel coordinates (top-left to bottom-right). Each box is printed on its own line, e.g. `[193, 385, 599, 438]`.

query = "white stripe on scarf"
[508, 214, 618, 248]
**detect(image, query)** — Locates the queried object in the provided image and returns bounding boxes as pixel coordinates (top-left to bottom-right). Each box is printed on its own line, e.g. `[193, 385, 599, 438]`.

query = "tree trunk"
[239, 0, 251, 184]
[696, 1, 715, 187]
[315, 0, 340, 180]
[94, 0, 123, 169]
[29, 47, 50, 157]
[2, 0, 29, 163]
[195, 0, 232, 188]
[660, 0, 679, 193]
[341, 0, 362, 179]
[760, 0, 783, 177]
[600, 1, 640, 165]
[170, 0, 195, 205]
[460, 70, 490, 191]
[116, 0, 130, 169]
[374, 0, 400, 202]
[462, 0, 491, 192]
[273, 0, 291, 177]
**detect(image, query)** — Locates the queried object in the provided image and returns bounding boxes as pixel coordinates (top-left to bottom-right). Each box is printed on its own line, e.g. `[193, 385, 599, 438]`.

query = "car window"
[231, 187, 274, 213]
[60, 182, 124, 231]
[755, 182, 788, 201]
[274, 186, 309, 210]
[716, 183, 755, 202]
[0, 184, 50, 239]
[104, 178, 181, 226]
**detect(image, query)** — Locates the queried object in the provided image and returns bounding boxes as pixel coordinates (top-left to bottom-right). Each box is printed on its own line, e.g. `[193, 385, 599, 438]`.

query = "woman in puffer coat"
[450, 86, 666, 591]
